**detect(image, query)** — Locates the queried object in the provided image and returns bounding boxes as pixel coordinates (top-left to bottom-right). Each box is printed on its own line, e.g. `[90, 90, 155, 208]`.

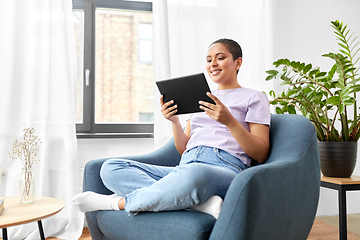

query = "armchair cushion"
[97, 210, 216, 240]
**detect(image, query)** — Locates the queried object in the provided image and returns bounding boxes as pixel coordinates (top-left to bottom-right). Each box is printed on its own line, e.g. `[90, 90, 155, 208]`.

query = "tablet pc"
[156, 73, 215, 115]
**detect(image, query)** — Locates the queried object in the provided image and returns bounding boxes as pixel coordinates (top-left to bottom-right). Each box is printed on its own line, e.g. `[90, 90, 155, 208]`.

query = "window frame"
[73, 0, 153, 138]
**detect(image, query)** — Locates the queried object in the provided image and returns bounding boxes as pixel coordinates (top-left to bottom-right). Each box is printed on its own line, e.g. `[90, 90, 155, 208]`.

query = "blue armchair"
[83, 114, 320, 240]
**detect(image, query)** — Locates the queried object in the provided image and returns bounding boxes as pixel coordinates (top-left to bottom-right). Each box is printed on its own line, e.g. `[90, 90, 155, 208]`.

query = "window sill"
[76, 133, 154, 139]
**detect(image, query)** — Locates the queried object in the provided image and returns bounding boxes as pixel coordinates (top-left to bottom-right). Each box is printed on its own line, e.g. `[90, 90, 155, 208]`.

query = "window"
[73, 0, 153, 138]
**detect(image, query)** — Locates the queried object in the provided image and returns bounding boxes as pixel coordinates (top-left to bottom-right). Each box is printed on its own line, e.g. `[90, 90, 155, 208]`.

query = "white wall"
[77, 138, 155, 168]
[271, 0, 360, 216]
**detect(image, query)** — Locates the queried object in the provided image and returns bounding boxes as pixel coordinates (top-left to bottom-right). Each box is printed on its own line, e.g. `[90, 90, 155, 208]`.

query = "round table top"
[0, 197, 65, 228]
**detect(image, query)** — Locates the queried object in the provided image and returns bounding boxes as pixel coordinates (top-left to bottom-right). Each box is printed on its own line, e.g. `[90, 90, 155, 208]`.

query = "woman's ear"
[236, 57, 242, 70]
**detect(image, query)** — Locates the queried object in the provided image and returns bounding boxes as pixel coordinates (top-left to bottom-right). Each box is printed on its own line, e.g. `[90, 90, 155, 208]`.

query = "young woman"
[72, 39, 271, 217]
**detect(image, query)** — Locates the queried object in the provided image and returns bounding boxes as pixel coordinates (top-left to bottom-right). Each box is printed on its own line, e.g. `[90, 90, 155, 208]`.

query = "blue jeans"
[100, 146, 248, 213]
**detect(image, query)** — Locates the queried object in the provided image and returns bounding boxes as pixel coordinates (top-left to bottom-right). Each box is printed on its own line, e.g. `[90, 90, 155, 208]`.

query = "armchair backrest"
[266, 114, 319, 165]
[154, 114, 319, 168]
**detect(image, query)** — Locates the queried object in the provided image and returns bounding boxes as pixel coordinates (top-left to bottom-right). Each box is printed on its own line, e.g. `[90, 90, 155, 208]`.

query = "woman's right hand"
[160, 95, 179, 122]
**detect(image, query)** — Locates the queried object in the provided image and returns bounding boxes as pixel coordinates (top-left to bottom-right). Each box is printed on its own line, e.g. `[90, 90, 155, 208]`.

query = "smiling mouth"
[211, 69, 221, 75]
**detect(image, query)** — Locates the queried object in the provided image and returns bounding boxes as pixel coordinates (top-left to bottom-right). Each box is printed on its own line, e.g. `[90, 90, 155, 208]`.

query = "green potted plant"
[266, 20, 360, 178]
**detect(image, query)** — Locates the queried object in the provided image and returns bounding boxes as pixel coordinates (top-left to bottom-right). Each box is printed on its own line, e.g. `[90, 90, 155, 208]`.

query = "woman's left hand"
[199, 92, 235, 126]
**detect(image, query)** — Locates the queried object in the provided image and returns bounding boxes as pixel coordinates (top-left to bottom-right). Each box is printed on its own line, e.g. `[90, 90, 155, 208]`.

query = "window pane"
[95, 8, 154, 123]
[139, 23, 153, 63]
[73, 9, 84, 124]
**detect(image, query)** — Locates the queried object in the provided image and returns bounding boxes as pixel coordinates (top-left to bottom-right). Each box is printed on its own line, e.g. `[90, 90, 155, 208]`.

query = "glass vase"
[19, 167, 35, 204]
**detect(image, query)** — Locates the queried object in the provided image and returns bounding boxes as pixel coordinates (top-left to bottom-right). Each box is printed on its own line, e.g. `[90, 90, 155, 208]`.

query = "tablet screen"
[156, 73, 215, 115]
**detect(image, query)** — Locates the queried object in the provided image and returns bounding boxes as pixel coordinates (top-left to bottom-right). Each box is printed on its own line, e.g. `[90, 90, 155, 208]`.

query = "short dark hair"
[210, 38, 242, 60]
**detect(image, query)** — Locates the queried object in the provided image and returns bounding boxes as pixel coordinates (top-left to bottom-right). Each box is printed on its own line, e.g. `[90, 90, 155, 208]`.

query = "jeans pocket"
[215, 149, 245, 172]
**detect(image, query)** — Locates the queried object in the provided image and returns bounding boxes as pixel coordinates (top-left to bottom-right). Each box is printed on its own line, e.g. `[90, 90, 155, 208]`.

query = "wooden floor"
[46, 228, 91, 240]
[1, 217, 358, 239]
[77, 228, 92, 240]
[308, 218, 360, 240]
[74, 218, 360, 240]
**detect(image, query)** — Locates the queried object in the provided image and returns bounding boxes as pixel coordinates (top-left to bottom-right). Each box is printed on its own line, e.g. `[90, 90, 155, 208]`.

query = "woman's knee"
[100, 159, 129, 183]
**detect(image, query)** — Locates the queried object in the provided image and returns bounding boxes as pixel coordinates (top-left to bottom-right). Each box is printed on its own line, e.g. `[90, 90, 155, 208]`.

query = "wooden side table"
[0, 197, 65, 240]
[320, 175, 360, 240]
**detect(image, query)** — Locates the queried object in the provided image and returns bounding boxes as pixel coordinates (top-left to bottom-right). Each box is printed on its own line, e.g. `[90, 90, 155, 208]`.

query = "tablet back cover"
[156, 73, 215, 115]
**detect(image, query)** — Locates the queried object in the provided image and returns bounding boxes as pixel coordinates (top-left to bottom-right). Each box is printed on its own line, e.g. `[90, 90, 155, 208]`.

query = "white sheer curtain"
[0, 0, 83, 239]
[153, 0, 274, 147]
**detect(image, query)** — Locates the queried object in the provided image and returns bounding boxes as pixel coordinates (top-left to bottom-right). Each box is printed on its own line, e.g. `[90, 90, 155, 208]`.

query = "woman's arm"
[160, 95, 191, 154]
[172, 119, 191, 155]
[226, 121, 269, 163]
[199, 92, 270, 163]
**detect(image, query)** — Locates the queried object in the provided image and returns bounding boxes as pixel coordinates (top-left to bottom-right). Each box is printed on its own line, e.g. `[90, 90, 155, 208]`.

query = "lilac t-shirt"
[185, 87, 271, 166]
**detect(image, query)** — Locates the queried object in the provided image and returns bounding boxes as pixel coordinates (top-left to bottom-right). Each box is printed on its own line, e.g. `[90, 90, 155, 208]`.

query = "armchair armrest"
[83, 137, 181, 239]
[210, 132, 320, 240]
[83, 137, 181, 194]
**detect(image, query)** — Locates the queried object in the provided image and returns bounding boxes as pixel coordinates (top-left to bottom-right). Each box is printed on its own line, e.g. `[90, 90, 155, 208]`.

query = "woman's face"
[206, 43, 242, 89]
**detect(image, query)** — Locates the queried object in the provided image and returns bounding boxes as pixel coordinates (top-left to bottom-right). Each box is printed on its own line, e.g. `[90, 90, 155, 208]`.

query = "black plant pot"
[319, 141, 358, 178]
